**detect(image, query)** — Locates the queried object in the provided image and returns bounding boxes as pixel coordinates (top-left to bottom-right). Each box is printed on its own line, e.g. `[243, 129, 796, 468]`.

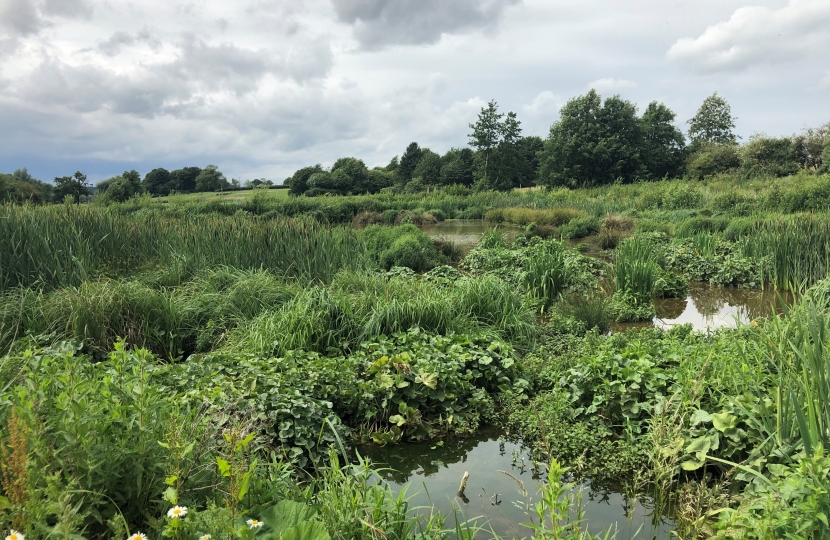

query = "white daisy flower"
[127, 533, 148, 540]
[246, 519, 263, 529]
[199, 535, 211, 540]
[6, 530, 24, 540]
[167, 506, 188, 519]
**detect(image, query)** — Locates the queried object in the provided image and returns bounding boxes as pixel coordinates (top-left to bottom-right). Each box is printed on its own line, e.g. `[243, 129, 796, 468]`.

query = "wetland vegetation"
[2, 92, 830, 539]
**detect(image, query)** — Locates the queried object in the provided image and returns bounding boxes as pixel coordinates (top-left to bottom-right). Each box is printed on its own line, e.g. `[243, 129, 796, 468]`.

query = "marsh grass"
[614, 238, 661, 300]
[742, 214, 830, 290]
[0, 206, 366, 292]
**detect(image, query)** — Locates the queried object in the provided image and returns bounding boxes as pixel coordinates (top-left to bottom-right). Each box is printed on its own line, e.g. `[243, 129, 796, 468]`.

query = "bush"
[740, 135, 799, 178]
[687, 143, 741, 179]
[598, 214, 635, 249]
[359, 224, 445, 271]
[558, 216, 601, 239]
[559, 291, 613, 333]
[379, 234, 444, 272]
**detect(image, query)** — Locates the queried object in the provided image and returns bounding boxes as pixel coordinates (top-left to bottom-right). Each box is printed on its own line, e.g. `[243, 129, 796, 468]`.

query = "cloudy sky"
[1, 0, 829, 184]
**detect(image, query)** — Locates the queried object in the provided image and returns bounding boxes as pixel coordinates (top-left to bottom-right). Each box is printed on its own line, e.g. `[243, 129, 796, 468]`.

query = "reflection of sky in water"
[654, 284, 791, 331]
[616, 284, 792, 333]
[358, 430, 672, 540]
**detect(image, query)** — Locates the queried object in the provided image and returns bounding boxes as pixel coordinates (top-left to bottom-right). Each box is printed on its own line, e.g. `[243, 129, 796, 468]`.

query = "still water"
[420, 219, 523, 251]
[358, 430, 673, 539]
[418, 221, 792, 332]
[616, 283, 792, 332]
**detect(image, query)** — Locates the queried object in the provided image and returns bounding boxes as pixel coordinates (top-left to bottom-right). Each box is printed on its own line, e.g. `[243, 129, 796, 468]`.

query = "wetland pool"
[358, 430, 673, 539]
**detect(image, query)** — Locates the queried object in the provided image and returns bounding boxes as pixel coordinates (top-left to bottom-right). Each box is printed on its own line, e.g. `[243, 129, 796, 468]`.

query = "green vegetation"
[4, 91, 830, 539]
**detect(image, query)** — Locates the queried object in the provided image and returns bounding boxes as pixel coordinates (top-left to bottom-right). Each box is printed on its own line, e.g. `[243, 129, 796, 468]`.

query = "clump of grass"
[479, 228, 507, 249]
[524, 241, 568, 309]
[559, 290, 613, 333]
[352, 211, 383, 227]
[599, 214, 635, 249]
[742, 214, 830, 290]
[614, 237, 660, 300]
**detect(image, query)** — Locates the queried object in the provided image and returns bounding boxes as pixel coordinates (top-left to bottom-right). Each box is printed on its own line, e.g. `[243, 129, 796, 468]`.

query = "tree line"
[286, 91, 830, 196]
[0, 164, 278, 204]
[4, 91, 829, 205]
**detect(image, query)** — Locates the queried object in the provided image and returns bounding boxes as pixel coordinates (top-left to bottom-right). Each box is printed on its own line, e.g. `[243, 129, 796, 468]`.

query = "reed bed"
[742, 214, 830, 290]
[0, 205, 367, 292]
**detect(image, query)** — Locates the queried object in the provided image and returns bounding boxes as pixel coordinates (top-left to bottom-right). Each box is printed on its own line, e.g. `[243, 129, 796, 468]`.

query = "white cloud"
[588, 78, 637, 93]
[521, 91, 561, 136]
[667, 0, 830, 73]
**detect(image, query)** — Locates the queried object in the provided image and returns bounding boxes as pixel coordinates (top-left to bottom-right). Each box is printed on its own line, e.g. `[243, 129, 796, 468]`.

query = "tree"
[640, 102, 686, 179]
[97, 169, 143, 203]
[440, 148, 475, 187]
[53, 171, 91, 204]
[537, 90, 643, 188]
[286, 164, 323, 196]
[143, 168, 171, 196]
[412, 149, 442, 187]
[397, 143, 422, 185]
[169, 167, 201, 192]
[687, 92, 737, 146]
[194, 165, 226, 192]
[516, 136, 544, 187]
[331, 157, 369, 194]
[468, 100, 503, 187]
[1, 169, 51, 204]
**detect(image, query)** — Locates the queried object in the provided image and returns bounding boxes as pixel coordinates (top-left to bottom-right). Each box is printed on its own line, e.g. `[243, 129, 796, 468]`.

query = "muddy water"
[615, 283, 793, 332]
[420, 219, 523, 251]
[358, 429, 673, 539]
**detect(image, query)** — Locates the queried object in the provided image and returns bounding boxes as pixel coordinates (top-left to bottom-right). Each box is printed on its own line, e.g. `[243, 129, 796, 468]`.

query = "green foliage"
[538, 90, 644, 188]
[52, 171, 90, 204]
[712, 450, 830, 540]
[687, 92, 737, 146]
[558, 216, 600, 239]
[359, 224, 445, 271]
[686, 142, 740, 179]
[740, 135, 800, 178]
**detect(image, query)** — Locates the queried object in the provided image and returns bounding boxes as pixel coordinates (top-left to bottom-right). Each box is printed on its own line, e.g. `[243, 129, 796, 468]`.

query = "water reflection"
[616, 284, 793, 332]
[357, 430, 672, 540]
[419, 219, 523, 251]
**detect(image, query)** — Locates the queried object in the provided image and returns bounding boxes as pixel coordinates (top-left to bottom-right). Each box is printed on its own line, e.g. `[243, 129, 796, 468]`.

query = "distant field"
[158, 188, 290, 203]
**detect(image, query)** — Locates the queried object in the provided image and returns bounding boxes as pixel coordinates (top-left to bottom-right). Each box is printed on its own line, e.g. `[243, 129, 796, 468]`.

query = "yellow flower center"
[173, 509, 181, 515]
[11, 535, 19, 540]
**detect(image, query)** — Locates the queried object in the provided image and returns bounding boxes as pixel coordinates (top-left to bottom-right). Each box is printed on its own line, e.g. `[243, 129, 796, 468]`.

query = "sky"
[1, 0, 829, 184]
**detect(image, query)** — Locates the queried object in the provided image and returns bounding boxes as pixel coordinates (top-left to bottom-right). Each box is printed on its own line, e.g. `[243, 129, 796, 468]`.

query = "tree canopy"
[687, 92, 737, 146]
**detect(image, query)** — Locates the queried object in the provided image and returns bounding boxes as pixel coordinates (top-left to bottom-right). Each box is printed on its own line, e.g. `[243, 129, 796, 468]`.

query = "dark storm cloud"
[331, 0, 521, 49]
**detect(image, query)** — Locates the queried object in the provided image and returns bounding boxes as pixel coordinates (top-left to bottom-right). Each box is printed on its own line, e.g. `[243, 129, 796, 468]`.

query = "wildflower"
[167, 506, 188, 519]
[246, 519, 263, 529]
[199, 535, 211, 540]
[7, 530, 24, 540]
[127, 533, 148, 540]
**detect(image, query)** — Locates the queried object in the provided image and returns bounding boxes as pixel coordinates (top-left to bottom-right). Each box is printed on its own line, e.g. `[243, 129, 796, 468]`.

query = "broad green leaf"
[416, 372, 438, 389]
[261, 500, 318, 535]
[388, 415, 406, 426]
[711, 412, 738, 433]
[689, 409, 712, 426]
[680, 457, 705, 471]
[280, 521, 330, 540]
[685, 435, 712, 455]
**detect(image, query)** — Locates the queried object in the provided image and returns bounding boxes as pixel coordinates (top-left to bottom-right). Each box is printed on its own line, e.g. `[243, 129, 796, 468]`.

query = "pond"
[358, 429, 673, 539]
[615, 283, 793, 332]
[420, 219, 523, 251]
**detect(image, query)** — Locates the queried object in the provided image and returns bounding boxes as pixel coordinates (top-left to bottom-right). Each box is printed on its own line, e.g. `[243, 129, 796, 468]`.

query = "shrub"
[558, 216, 601, 239]
[559, 291, 613, 333]
[740, 135, 799, 178]
[359, 224, 445, 271]
[687, 143, 741, 179]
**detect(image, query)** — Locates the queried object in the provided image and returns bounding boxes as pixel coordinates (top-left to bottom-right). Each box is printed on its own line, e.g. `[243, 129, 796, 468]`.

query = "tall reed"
[614, 237, 661, 300]
[742, 214, 830, 290]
